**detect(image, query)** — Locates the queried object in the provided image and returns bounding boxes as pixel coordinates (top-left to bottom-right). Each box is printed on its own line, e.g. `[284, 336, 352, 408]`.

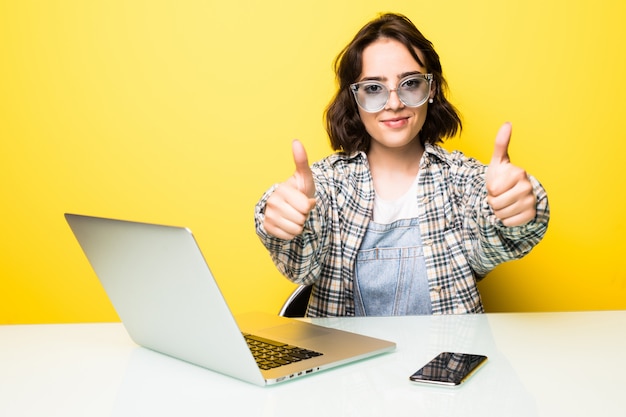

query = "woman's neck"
[367, 140, 424, 200]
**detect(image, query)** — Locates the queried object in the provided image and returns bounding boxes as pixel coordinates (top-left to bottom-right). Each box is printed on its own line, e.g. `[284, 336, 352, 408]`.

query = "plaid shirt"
[255, 144, 550, 317]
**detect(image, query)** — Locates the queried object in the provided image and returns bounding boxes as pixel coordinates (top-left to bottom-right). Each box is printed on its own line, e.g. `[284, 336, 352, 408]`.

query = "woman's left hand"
[486, 122, 537, 227]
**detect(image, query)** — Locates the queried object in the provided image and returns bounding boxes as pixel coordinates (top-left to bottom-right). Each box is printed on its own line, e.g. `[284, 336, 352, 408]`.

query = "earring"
[428, 98, 434, 104]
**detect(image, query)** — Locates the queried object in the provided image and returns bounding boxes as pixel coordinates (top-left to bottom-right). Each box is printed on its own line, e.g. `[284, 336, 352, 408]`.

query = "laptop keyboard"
[244, 334, 323, 370]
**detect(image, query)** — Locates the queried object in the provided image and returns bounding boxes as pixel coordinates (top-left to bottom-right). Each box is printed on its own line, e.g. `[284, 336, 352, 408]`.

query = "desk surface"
[1, 311, 625, 417]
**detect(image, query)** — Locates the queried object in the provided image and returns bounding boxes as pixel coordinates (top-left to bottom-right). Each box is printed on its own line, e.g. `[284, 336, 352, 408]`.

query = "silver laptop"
[65, 213, 395, 386]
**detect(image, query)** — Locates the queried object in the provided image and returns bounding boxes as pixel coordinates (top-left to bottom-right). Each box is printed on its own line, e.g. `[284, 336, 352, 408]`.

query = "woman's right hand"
[263, 140, 317, 240]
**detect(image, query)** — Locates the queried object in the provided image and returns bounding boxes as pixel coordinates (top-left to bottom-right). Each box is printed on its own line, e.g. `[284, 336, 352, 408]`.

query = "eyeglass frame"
[349, 73, 434, 112]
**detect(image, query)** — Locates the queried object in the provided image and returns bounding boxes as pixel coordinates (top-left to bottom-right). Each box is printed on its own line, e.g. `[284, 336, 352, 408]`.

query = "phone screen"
[409, 352, 488, 386]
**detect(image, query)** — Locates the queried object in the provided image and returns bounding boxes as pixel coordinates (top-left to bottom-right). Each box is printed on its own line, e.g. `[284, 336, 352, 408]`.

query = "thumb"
[292, 139, 315, 198]
[490, 122, 512, 165]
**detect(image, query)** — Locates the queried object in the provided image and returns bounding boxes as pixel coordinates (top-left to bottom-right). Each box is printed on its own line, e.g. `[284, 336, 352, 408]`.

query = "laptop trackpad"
[261, 322, 330, 342]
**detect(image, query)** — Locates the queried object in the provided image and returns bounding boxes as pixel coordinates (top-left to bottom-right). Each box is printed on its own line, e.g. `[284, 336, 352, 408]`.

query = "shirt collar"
[330, 143, 446, 166]
[422, 143, 448, 167]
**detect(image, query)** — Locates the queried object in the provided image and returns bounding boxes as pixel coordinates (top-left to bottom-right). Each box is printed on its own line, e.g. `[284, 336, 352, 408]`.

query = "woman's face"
[357, 38, 433, 153]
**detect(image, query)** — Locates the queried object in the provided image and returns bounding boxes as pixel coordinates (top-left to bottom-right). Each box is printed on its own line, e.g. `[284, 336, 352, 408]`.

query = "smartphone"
[409, 352, 488, 386]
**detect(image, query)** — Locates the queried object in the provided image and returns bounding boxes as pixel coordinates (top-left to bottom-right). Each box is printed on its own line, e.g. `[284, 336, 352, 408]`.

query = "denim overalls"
[353, 177, 432, 316]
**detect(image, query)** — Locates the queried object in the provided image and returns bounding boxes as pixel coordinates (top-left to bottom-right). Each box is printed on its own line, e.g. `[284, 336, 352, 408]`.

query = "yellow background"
[2, 1, 625, 324]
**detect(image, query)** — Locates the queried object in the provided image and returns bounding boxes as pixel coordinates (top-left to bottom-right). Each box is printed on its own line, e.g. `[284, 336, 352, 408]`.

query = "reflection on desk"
[1, 311, 625, 417]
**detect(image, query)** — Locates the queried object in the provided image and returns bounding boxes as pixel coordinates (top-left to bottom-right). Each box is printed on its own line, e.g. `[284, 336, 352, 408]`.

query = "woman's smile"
[380, 115, 410, 129]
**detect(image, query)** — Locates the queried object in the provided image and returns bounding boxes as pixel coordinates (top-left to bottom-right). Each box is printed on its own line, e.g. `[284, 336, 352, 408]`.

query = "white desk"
[1, 311, 625, 417]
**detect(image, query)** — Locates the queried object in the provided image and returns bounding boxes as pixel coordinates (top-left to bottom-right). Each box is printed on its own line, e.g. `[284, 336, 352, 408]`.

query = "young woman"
[254, 13, 549, 317]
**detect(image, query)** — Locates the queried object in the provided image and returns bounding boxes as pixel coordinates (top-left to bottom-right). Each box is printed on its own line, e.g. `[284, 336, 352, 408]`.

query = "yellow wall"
[1, 1, 625, 324]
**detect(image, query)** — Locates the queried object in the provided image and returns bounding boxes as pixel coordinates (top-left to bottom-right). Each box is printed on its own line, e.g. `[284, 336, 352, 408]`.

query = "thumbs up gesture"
[263, 140, 317, 240]
[486, 123, 537, 227]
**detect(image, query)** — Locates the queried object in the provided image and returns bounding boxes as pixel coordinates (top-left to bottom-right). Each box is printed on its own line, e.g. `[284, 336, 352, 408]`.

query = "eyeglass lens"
[351, 75, 431, 112]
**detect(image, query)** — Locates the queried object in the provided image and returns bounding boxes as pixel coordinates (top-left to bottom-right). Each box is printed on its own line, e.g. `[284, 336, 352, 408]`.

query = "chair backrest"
[278, 285, 312, 317]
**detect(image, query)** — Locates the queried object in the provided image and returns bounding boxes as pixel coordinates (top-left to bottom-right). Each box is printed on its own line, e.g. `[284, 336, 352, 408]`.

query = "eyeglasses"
[349, 73, 433, 112]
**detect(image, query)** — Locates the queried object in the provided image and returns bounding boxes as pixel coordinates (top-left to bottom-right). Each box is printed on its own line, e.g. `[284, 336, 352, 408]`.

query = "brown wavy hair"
[325, 13, 462, 154]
